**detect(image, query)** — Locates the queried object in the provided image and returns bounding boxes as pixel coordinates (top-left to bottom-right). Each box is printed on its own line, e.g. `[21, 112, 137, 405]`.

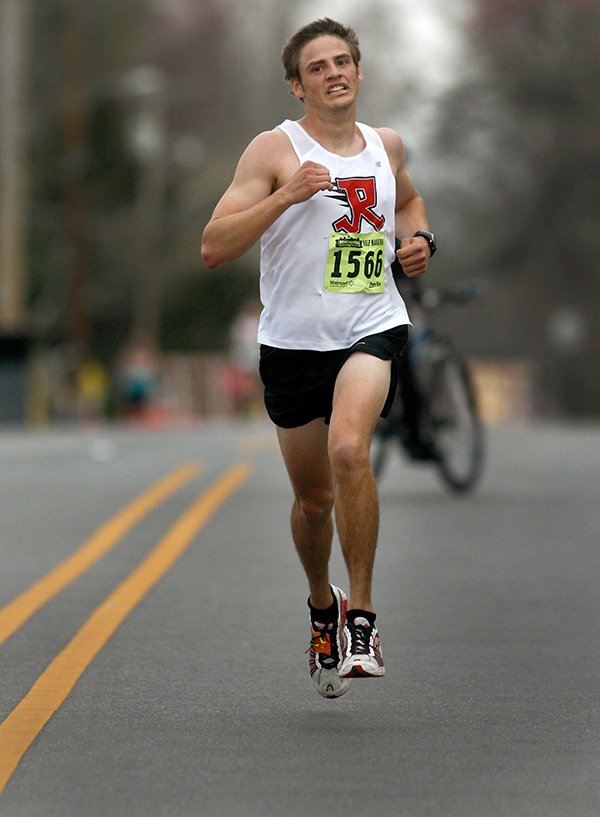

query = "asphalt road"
[0, 420, 599, 817]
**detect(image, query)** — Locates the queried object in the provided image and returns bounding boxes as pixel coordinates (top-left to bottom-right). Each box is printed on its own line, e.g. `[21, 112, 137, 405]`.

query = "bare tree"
[431, 0, 600, 414]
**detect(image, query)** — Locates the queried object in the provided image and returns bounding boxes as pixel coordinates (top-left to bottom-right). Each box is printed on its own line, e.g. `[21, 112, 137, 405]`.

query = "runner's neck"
[298, 115, 365, 157]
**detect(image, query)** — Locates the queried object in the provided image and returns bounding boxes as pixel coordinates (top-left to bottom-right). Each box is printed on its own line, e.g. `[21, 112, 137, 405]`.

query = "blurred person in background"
[202, 18, 435, 698]
[226, 299, 264, 418]
[116, 338, 160, 421]
[75, 358, 110, 424]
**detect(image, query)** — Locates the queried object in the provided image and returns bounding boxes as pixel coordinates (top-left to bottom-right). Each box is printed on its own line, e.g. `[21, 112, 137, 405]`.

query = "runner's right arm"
[202, 130, 333, 269]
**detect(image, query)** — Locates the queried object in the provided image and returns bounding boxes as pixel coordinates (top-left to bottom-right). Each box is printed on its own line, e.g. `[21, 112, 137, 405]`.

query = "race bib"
[324, 231, 386, 294]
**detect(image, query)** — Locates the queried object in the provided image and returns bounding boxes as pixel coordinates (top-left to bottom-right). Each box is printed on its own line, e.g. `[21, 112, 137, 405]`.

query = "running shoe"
[339, 614, 385, 678]
[307, 585, 351, 699]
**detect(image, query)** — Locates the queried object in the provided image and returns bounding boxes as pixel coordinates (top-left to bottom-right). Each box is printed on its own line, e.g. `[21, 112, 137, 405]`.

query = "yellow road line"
[0, 461, 252, 795]
[0, 462, 200, 647]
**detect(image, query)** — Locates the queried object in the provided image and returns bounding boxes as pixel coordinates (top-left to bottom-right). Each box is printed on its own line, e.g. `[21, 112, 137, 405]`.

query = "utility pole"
[0, 0, 30, 333]
[62, 0, 92, 361]
[0, 0, 30, 423]
[120, 66, 167, 351]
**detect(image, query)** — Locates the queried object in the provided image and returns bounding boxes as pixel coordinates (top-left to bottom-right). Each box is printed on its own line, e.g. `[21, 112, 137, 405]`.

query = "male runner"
[202, 18, 435, 698]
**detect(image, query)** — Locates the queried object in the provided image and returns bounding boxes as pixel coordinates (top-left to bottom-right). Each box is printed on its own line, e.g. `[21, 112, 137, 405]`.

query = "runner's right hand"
[283, 161, 334, 203]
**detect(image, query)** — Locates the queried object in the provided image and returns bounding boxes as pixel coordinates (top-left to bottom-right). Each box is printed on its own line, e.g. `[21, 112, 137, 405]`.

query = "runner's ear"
[290, 77, 305, 101]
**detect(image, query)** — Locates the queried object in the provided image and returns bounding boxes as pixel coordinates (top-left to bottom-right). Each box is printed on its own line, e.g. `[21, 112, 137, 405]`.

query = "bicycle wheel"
[426, 344, 484, 493]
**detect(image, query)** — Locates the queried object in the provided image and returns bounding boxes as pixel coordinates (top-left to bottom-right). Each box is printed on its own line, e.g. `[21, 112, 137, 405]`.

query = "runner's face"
[291, 35, 362, 109]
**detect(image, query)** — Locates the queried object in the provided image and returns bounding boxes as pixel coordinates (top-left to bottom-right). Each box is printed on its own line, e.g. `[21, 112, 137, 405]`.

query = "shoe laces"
[306, 628, 332, 656]
[307, 619, 340, 670]
[348, 619, 372, 655]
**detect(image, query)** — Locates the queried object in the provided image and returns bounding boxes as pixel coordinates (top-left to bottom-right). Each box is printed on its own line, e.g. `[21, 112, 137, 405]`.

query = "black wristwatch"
[413, 230, 437, 257]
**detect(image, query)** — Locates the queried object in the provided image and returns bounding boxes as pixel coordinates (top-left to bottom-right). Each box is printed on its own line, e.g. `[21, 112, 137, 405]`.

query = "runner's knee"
[328, 432, 371, 482]
[295, 491, 334, 526]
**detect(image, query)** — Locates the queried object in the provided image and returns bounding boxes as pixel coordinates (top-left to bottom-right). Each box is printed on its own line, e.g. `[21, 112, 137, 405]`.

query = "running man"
[201, 18, 436, 698]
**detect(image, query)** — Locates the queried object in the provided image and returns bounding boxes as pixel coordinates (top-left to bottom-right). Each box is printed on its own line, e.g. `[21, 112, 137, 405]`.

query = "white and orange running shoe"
[307, 585, 351, 699]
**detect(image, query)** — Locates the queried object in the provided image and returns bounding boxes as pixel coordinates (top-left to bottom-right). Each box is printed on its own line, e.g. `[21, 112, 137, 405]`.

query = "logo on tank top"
[325, 176, 385, 233]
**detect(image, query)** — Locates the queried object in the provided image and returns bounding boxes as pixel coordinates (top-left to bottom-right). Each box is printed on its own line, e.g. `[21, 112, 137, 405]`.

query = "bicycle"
[371, 281, 485, 493]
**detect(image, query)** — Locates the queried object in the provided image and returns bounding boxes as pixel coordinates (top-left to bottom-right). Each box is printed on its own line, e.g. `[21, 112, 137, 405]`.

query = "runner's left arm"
[378, 128, 432, 278]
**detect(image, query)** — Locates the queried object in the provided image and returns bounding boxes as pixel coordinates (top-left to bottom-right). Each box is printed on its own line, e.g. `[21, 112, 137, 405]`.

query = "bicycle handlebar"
[391, 240, 484, 310]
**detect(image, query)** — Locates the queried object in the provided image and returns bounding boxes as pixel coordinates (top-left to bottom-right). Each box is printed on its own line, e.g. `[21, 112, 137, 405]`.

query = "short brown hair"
[281, 18, 361, 82]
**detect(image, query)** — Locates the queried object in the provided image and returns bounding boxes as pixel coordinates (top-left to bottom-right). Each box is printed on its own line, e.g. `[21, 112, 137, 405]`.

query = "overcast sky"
[291, 0, 473, 85]
[287, 0, 475, 148]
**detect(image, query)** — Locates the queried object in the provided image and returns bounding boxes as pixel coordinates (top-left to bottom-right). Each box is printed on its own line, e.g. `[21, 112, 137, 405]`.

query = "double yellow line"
[0, 459, 252, 793]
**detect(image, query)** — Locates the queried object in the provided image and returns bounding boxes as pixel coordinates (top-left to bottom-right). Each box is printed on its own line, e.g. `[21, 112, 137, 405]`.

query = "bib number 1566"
[324, 231, 386, 294]
[330, 248, 384, 281]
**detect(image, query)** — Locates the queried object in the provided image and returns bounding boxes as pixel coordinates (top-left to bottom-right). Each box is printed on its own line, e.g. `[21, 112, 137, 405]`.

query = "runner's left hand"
[396, 236, 429, 278]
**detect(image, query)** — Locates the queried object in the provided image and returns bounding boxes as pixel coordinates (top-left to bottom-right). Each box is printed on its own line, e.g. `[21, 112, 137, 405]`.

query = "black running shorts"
[259, 324, 410, 429]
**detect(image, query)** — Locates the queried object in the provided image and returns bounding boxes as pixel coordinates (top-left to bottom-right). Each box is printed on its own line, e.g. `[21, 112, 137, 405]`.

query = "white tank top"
[257, 119, 410, 350]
